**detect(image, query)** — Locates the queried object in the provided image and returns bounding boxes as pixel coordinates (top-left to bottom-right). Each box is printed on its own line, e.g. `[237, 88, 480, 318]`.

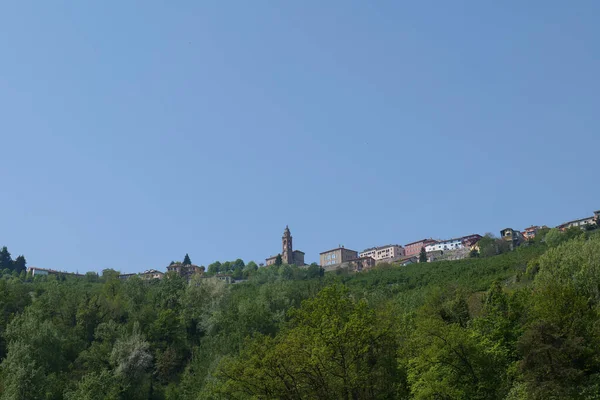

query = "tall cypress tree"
[275, 254, 283, 266]
[419, 247, 428, 263]
[183, 253, 192, 265]
[13, 255, 26, 273]
[0, 247, 13, 271]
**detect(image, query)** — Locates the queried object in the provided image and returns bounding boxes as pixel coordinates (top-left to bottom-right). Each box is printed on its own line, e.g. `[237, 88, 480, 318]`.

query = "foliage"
[182, 253, 192, 265]
[0, 247, 13, 271]
[212, 285, 401, 398]
[0, 235, 599, 398]
[419, 247, 427, 263]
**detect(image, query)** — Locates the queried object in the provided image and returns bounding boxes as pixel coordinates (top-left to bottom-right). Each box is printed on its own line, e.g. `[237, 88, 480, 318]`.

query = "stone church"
[265, 226, 305, 266]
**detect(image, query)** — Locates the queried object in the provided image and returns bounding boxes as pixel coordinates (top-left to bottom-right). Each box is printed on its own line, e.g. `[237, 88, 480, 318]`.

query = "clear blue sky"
[1, 1, 599, 273]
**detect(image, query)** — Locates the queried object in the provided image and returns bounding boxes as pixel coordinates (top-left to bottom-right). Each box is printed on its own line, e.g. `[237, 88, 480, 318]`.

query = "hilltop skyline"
[1, 1, 599, 273]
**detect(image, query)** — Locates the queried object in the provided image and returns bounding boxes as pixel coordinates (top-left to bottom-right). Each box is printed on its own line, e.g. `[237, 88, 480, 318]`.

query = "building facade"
[359, 244, 405, 263]
[166, 262, 203, 280]
[558, 217, 597, 231]
[320, 246, 359, 268]
[522, 225, 547, 240]
[396, 255, 418, 266]
[425, 234, 482, 252]
[265, 226, 305, 266]
[404, 239, 438, 257]
[345, 256, 376, 272]
[140, 269, 165, 280]
[500, 228, 524, 250]
[27, 267, 84, 278]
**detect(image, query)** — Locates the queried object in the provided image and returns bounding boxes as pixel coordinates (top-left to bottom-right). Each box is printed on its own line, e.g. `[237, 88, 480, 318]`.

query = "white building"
[359, 244, 405, 262]
[425, 234, 482, 252]
[26, 267, 49, 277]
[558, 216, 596, 230]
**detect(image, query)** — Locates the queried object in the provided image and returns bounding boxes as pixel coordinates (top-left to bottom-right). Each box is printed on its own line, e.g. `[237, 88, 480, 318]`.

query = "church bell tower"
[282, 225, 293, 265]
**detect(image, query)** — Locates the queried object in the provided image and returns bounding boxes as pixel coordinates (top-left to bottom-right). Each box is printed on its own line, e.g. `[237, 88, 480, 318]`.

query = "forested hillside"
[1, 230, 600, 399]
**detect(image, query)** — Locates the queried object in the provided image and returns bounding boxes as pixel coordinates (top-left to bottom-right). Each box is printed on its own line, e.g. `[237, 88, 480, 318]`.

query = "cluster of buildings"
[262, 226, 484, 272]
[118, 269, 165, 281]
[26, 209, 600, 281]
[26, 267, 85, 278]
[264, 209, 600, 273]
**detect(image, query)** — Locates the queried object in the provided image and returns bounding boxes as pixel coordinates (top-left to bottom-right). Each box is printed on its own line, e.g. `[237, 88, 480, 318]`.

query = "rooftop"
[404, 238, 437, 246]
[360, 244, 403, 253]
[319, 246, 357, 255]
[429, 234, 482, 244]
[558, 216, 596, 226]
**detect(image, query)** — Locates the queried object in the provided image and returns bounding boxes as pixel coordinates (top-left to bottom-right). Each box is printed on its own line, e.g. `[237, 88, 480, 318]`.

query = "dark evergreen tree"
[13, 255, 26, 273]
[183, 254, 192, 265]
[419, 247, 427, 263]
[0, 247, 13, 271]
[275, 254, 283, 266]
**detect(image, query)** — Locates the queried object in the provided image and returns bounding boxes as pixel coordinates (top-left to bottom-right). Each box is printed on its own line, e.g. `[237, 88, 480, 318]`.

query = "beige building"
[320, 246, 358, 268]
[345, 256, 376, 272]
[140, 269, 164, 280]
[265, 226, 305, 266]
[166, 262, 203, 280]
[359, 244, 405, 263]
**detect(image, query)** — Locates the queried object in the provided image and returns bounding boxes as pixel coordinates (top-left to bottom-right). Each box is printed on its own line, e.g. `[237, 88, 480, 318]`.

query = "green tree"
[544, 228, 565, 247]
[478, 233, 498, 257]
[274, 254, 283, 266]
[110, 324, 153, 398]
[212, 285, 401, 398]
[564, 225, 584, 241]
[407, 287, 515, 399]
[12, 255, 26, 274]
[0, 246, 13, 271]
[533, 227, 550, 244]
[207, 261, 221, 275]
[101, 268, 120, 281]
[517, 236, 600, 398]
[306, 262, 322, 278]
[182, 253, 192, 265]
[64, 370, 119, 400]
[419, 247, 427, 263]
[242, 261, 258, 277]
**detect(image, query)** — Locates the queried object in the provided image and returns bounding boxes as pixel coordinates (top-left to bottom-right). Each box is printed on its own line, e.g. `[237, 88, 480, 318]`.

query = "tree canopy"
[1, 231, 600, 398]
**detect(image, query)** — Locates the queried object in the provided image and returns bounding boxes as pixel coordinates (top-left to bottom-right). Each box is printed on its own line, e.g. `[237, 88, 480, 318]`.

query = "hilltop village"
[23, 209, 600, 281]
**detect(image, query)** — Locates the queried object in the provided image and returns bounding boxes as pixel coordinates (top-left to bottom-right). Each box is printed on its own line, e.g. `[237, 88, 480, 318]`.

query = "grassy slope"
[333, 244, 547, 310]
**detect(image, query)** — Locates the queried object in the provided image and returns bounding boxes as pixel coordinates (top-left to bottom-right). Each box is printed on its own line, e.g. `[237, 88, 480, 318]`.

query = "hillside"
[1, 231, 599, 399]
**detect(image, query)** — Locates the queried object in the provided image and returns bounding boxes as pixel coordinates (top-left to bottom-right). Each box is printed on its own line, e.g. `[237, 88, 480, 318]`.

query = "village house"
[166, 262, 203, 280]
[344, 256, 376, 272]
[359, 244, 405, 264]
[320, 246, 359, 270]
[558, 216, 597, 231]
[118, 273, 137, 280]
[425, 234, 482, 253]
[394, 255, 419, 266]
[500, 228, 524, 250]
[404, 239, 438, 257]
[140, 269, 164, 280]
[522, 225, 548, 240]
